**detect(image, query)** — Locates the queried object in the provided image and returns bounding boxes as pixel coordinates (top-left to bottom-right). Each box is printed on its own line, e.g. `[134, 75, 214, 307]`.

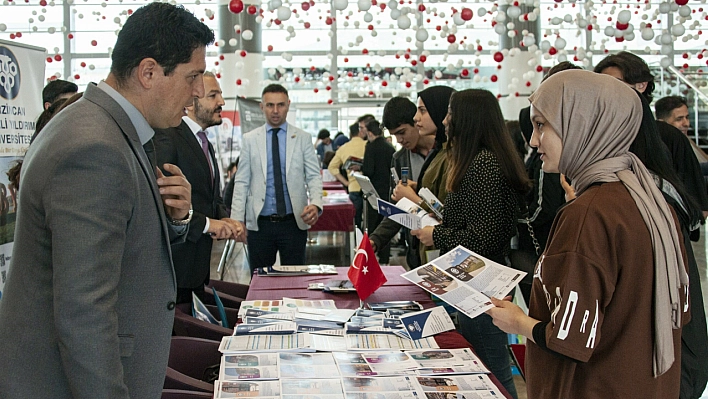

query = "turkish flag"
[348, 233, 387, 301]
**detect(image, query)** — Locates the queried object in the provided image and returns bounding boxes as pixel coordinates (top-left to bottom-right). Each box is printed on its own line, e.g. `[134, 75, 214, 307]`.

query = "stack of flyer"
[212, 349, 505, 398]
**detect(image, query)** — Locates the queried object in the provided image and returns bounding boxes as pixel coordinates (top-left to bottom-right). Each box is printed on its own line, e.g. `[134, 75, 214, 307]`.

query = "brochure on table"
[377, 197, 440, 230]
[401, 245, 526, 319]
[400, 306, 456, 340]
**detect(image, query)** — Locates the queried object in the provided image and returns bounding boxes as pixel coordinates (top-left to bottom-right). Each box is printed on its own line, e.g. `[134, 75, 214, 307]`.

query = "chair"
[173, 303, 234, 341]
[206, 279, 249, 300]
[161, 389, 212, 399]
[200, 288, 243, 310]
[164, 337, 222, 393]
[509, 343, 526, 380]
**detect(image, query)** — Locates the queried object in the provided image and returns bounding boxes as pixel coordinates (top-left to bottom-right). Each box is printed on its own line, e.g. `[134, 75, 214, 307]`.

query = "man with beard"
[155, 71, 244, 304]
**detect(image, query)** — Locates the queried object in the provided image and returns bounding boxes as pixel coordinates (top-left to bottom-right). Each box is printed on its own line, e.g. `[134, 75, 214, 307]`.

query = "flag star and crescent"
[348, 233, 387, 301]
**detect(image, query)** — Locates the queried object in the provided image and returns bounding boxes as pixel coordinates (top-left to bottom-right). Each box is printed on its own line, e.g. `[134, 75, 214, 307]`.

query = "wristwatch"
[168, 205, 193, 226]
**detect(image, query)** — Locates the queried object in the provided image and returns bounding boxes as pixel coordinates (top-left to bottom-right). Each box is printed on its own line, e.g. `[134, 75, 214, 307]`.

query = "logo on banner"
[0, 46, 21, 100]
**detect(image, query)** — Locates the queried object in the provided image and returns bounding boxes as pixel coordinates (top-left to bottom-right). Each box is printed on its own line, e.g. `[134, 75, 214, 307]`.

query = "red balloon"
[548, 46, 557, 55]
[461, 69, 469, 77]
[301, 1, 310, 10]
[247, 4, 258, 14]
[461, 8, 473, 21]
[419, 55, 427, 62]
[493, 51, 504, 62]
[490, 74, 498, 82]
[228, 0, 244, 14]
[676, 0, 688, 5]
[447, 34, 456, 43]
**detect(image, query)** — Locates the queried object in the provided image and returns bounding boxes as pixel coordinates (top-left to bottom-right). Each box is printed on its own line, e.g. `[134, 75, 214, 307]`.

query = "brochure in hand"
[401, 245, 526, 320]
[376, 197, 440, 230]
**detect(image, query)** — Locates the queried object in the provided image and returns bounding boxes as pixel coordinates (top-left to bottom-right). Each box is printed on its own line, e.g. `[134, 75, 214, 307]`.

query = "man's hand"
[411, 225, 435, 246]
[156, 163, 191, 220]
[224, 218, 248, 242]
[207, 219, 238, 240]
[301, 204, 320, 226]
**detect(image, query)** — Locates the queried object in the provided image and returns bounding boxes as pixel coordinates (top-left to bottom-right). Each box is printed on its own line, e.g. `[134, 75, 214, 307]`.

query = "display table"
[323, 180, 345, 191]
[311, 190, 355, 233]
[246, 266, 514, 398]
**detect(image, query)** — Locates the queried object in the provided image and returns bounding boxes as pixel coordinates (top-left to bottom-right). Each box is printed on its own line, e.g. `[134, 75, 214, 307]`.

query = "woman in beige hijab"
[488, 70, 689, 398]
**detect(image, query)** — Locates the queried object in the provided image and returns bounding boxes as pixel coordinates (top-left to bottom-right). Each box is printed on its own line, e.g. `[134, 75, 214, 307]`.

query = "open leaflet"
[376, 197, 439, 230]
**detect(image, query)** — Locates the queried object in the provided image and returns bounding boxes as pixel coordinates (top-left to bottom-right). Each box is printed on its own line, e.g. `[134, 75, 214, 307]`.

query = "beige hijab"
[529, 70, 687, 376]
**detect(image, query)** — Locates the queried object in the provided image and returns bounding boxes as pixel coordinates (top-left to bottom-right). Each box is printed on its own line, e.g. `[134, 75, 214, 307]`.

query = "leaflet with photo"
[234, 321, 298, 336]
[322, 279, 357, 293]
[280, 378, 345, 396]
[346, 334, 439, 351]
[334, 351, 419, 377]
[415, 374, 503, 395]
[219, 333, 314, 353]
[341, 376, 420, 394]
[377, 198, 440, 230]
[406, 349, 486, 371]
[418, 187, 444, 220]
[222, 353, 279, 367]
[278, 352, 341, 379]
[260, 264, 338, 276]
[369, 301, 424, 312]
[219, 365, 279, 381]
[401, 246, 526, 320]
[283, 298, 338, 313]
[213, 380, 281, 398]
[400, 306, 455, 340]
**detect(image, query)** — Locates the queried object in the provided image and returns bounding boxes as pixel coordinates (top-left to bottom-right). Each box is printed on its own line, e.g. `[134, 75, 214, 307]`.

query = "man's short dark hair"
[594, 51, 655, 102]
[42, 79, 77, 105]
[357, 114, 375, 124]
[349, 123, 359, 137]
[382, 97, 416, 131]
[366, 119, 382, 136]
[110, 3, 214, 85]
[317, 129, 330, 140]
[542, 61, 582, 82]
[655, 96, 688, 120]
[262, 84, 288, 97]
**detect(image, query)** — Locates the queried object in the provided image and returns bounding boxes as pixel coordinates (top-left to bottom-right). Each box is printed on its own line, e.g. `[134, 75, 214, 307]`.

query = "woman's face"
[414, 97, 438, 137]
[529, 105, 563, 173]
[442, 105, 452, 138]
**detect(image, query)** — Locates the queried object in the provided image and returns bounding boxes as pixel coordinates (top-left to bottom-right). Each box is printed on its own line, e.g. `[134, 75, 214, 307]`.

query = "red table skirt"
[311, 190, 355, 233]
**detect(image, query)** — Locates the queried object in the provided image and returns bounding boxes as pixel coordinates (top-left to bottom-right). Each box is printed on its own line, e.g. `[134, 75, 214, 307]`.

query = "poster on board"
[0, 39, 46, 298]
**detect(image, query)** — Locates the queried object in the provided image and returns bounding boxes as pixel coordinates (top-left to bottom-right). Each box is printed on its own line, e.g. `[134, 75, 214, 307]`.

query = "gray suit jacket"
[231, 123, 323, 231]
[0, 84, 182, 399]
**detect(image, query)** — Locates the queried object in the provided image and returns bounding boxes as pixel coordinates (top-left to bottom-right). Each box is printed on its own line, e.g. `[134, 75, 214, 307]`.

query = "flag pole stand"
[359, 299, 368, 310]
[362, 192, 369, 234]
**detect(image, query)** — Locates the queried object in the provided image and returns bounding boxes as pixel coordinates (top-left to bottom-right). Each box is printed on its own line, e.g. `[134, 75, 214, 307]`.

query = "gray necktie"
[196, 131, 214, 186]
[271, 127, 287, 216]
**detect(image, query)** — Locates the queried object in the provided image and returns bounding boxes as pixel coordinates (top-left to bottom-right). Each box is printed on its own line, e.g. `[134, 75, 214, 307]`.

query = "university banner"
[0, 39, 46, 298]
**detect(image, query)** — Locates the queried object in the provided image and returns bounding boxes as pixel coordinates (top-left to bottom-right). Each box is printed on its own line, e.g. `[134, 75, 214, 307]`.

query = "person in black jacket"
[362, 119, 395, 263]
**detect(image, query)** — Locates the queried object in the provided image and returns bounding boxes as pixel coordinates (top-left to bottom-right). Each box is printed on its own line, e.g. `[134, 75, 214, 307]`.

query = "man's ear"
[135, 58, 160, 89]
[634, 81, 648, 94]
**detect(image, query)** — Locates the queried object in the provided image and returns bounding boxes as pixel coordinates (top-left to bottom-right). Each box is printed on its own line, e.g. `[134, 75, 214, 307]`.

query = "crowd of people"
[0, 2, 707, 398]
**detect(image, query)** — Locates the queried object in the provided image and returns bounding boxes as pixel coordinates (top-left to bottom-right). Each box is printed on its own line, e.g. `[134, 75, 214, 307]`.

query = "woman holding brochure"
[412, 89, 532, 398]
[487, 70, 689, 398]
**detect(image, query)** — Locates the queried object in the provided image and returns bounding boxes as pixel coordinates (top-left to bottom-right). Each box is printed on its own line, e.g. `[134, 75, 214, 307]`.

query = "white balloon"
[478, 7, 487, 16]
[640, 28, 654, 41]
[554, 37, 566, 49]
[397, 15, 411, 29]
[660, 44, 673, 55]
[507, 6, 521, 19]
[453, 12, 465, 25]
[625, 32, 635, 41]
[416, 28, 429, 42]
[540, 39, 551, 51]
[660, 57, 672, 68]
[563, 13, 573, 23]
[494, 23, 507, 34]
[670, 2, 679, 12]
[0, 23, 6, 32]
[229, 38, 238, 46]
[277, 6, 291, 21]
[357, 0, 371, 11]
[604, 26, 616, 37]
[268, 0, 282, 11]
[522, 35, 536, 46]
[388, 0, 397, 9]
[618, 10, 631, 23]
[671, 24, 685, 36]
[495, 11, 507, 22]
[242, 30, 253, 40]
[390, 9, 401, 20]
[659, 2, 671, 13]
[660, 32, 673, 45]
[551, 17, 562, 25]
[332, 0, 348, 11]
[678, 5, 691, 17]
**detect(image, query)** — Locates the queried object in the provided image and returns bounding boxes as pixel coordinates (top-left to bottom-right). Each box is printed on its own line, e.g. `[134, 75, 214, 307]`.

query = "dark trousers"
[349, 191, 363, 230]
[247, 217, 307, 272]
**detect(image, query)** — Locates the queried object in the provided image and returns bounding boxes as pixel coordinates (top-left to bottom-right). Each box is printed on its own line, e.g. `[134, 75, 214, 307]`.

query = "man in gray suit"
[0, 4, 213, 398]
[231, 84, 323, 272]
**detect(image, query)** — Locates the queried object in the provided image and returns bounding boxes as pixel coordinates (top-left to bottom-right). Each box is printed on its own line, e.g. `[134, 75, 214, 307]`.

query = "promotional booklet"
[402, 245, 526, 319]
[376, 197, 440, 230]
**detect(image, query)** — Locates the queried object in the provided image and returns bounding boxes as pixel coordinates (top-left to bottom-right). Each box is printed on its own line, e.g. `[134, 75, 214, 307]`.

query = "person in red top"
[488, 70, 690, 398]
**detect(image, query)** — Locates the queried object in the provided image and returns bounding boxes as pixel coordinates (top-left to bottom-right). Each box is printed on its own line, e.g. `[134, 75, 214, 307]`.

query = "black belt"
[258, 214, 295, 222]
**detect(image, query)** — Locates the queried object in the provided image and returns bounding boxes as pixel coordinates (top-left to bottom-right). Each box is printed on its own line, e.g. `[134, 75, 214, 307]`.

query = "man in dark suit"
[155, 71, 244, 304]
[0, 4, 210, 398]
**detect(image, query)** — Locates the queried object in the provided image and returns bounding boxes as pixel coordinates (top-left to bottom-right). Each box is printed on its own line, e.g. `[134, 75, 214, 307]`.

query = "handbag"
[510, 196, 541, 304]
